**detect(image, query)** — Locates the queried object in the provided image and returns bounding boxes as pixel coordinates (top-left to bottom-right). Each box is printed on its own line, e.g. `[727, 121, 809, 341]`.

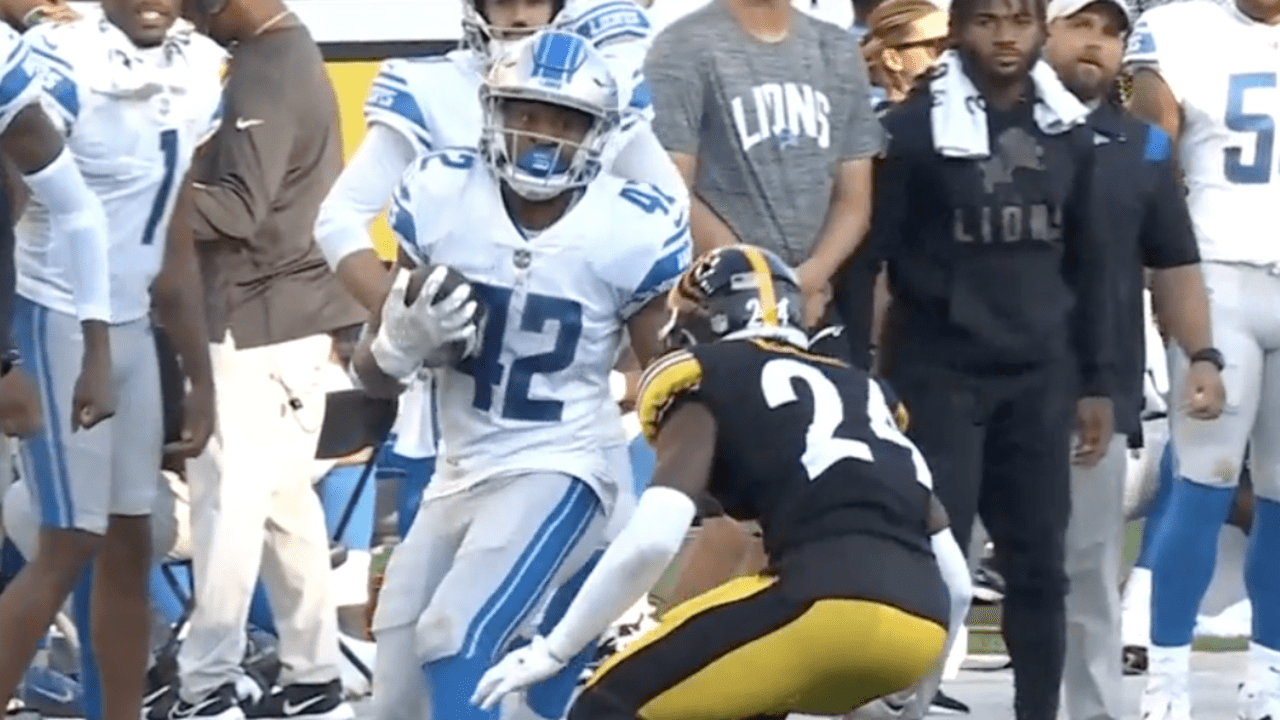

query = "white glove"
[370, 267, 478, 381]
[471, 635, 567, 711]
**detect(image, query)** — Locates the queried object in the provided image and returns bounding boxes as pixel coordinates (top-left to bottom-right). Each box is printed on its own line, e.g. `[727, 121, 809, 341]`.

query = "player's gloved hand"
[371, 268, 478, 380]
[471, 635, 568, 711]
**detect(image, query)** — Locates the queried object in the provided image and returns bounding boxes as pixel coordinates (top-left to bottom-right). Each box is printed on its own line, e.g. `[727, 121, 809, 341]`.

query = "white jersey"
[0, 25, 44, 134]
[389, 148, 691, 511]
[15, 16, 224, 322]
[365, 0, 655, 157]
[1125, 1, 1280, 265]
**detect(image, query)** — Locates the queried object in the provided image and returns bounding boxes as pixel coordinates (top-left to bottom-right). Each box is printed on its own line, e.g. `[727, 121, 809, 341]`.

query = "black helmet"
[660, 245, 807, 351]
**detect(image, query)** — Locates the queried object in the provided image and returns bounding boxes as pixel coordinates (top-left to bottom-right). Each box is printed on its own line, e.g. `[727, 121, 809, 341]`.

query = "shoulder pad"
[636, 349, 703, 444]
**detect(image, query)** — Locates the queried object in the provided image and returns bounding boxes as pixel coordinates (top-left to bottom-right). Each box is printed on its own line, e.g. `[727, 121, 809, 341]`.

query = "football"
[404, 263, 472, 307]
[403, 263, 485, 367]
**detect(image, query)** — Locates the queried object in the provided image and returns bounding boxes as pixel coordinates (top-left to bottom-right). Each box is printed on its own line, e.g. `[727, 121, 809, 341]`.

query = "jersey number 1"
[141, 129, 179, 245]
[1224, 72, 1278, 185]
[760, 358, 913, 481]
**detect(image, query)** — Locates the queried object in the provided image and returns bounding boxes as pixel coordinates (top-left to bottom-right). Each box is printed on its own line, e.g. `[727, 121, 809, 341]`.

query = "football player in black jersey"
[470, 245, 966, 720]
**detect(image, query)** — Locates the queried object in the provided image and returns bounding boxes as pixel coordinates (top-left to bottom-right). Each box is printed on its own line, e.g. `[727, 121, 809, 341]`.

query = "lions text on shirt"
[387, 147, 690, 510]
[1125, 0, 1280, 265]
[16, 14, 224, 322]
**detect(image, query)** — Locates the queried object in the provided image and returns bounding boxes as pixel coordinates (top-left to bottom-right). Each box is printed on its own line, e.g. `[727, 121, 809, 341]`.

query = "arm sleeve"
[187, 72, 296, 245]
[1064, 130, 1112, 397]
[315, 123, 418, 269]
[635, 349, 704, 444]
[643, 30, 705, 156]
[543, 485, 696, 662]
[1138, 124, 1200, 269]
[23, 147, 111, 322]
[364, 59, 434, 155]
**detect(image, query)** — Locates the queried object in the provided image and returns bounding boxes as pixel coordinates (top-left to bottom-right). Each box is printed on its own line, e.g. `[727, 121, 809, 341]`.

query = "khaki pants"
[177, 332, 346, 700]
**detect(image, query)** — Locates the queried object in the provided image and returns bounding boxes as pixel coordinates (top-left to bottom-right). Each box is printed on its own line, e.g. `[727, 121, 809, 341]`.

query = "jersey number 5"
[1224, 72, 1278, 185]
[761, 358, 914, 481]
[459, 282, 583, 423]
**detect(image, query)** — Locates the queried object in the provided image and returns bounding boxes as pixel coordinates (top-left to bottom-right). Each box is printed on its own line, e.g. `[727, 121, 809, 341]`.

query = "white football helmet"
[461, 0, 567, 66]
[479, 30, 619, 201]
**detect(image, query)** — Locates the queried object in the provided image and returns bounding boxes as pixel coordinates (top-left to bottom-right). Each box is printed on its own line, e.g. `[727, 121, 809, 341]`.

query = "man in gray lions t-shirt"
[645, 0, 883, 358]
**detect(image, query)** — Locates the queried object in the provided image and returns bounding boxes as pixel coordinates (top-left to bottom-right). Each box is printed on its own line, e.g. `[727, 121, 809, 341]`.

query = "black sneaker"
[242, 682, 352, 720]
[1123, 645, 1149, 675]
[142, 665, 177, 715]
[931, 690, 970, 714]
[149, 683, 242, 720]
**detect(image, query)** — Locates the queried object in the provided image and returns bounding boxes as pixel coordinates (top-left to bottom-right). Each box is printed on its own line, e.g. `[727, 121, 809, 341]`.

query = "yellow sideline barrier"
[324, 60, 395, 259]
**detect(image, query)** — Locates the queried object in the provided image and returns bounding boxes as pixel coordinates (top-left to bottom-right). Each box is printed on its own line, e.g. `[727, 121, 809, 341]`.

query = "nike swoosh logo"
[31, 685, 74, 704]
[170, 696, 220, 719]
[281, 696, 328, 716]
[235, 118, 264, 131]
[143, 684, 171, 705]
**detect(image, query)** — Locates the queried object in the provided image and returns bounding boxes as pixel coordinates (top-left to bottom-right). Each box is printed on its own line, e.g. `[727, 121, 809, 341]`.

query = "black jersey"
[637, 338, 935, 563]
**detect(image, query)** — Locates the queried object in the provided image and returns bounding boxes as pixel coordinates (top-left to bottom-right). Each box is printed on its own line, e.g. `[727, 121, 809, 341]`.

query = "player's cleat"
[142, 664, 178, 715]
[15, 666, 84, 719]
[150, 683, 242, 720]
[242, 681, 353, 720]
[1124, 645, 1150, 675]
[931, 690, 970, 714]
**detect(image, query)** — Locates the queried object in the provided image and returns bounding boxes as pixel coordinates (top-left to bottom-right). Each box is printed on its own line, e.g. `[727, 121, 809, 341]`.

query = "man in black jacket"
[1041, 1, 1224, 718]
[873, 0, 1113, 717]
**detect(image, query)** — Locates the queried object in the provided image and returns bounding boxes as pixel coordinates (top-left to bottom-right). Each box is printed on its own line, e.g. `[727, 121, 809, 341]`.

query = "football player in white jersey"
[315, 0, 681, 539]
[0, 21, 113, 438]
[1125, 0, 1280, 717]
[0, 3, 221, 720]
[351, 29, 690, 720]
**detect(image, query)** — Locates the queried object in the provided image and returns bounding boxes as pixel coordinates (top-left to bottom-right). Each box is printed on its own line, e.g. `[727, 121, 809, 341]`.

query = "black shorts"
[571, 536, 947, 720]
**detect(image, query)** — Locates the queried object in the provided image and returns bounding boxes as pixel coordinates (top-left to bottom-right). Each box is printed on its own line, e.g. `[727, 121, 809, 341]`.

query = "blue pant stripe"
[14, 299, 71, 527]
[460, 480, 598, 659]
[36, 304, 75, 526]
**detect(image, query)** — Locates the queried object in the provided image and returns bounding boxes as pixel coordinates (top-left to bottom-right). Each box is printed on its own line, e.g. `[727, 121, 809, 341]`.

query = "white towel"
[90, 15, 196, 100]
[929, 49, 1089, 158]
